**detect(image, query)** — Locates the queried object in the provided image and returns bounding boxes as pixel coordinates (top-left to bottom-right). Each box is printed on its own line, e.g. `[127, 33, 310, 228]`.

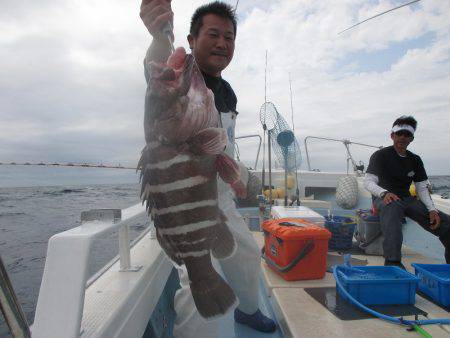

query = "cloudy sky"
[1, 0, 449, 174]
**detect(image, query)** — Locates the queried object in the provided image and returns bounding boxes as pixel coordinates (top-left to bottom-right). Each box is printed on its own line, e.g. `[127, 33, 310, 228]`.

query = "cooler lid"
[262, 218, 332, 240]
[271, 206, 325, 222]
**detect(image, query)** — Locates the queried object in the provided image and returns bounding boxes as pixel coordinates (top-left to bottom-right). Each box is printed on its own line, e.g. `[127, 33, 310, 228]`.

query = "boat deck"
[252, 232, 450, 338]
[218, 278, 284, 338]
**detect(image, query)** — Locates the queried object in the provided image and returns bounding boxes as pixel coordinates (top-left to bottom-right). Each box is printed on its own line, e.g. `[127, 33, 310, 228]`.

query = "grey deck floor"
[252, 231, 450, 338]
[218, 279, 284, 338]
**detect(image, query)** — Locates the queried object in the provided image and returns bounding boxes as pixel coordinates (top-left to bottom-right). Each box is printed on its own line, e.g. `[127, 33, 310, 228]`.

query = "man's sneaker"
[234, 308, 276, 333]
[384, 260, 407, 270]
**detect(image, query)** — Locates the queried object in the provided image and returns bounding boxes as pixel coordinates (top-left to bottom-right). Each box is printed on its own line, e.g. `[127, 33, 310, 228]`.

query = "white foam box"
[271, 206, 325, 226]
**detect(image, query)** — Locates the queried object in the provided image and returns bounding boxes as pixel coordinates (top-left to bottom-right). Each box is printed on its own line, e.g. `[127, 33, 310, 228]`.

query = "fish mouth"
[156, 54, 194, 89]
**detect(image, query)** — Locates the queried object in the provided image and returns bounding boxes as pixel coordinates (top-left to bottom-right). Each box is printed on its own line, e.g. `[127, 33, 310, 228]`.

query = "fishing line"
[338, 0, 422, 35]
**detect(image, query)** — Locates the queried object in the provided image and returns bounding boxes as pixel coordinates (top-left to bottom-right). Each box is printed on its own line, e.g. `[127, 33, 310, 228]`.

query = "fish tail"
[185, 255, 238, 320]
[211, 213, 236, 259]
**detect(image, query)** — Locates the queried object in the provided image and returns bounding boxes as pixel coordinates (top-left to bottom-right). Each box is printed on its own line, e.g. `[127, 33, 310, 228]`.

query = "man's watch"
[380, 191, 388, 199]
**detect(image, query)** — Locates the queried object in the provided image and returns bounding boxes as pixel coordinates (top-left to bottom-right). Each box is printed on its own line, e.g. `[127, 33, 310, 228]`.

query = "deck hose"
[412, 324, 433, 338]
[333, 265, 450, 336]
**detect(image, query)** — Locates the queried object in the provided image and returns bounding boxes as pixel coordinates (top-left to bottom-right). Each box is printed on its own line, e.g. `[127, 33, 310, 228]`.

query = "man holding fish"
[139, 0, 276, 336]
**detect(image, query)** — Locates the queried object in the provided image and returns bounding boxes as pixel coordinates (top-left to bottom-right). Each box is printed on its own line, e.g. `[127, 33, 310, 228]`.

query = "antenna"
[234, 0, 240, 12]
[265, 50, 268, 103]
[289, 73, 295, 132]
[338, 0, 421, 35]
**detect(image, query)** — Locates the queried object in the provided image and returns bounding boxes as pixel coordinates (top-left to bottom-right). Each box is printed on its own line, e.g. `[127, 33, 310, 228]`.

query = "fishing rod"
[338, 0, 422, 35]
[261, 50, 267, 196]
[266, 51, 273, 207]
[288, 73, 301, 206]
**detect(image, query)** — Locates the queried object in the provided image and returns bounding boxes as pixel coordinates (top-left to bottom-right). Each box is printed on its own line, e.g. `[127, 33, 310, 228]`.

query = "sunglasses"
[394, 130, 413, 138]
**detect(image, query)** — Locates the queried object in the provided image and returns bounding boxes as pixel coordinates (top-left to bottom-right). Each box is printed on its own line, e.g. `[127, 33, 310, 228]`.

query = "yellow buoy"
[264, 188, 286, 199]
[287, 175, 295, 190]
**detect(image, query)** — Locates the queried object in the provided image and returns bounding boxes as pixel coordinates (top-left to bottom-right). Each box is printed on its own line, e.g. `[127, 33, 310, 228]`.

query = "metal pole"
[119, 225, 131, 271]
[343, 141, 358, 172]
[304, 135, 382, 171]
[268, 131, 273, 207]
[235, 134, 262, 170]
[304, 137, 312, 171]
[262, 127, 266, 193]
[0, 255, 31, 338]
[306, 135, 382, 149]
[118, 224, 142, 272]
[284, 156, 288, 206]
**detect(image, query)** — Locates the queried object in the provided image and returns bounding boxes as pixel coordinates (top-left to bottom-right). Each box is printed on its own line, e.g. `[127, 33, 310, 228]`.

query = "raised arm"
[140, 0, 174, 72]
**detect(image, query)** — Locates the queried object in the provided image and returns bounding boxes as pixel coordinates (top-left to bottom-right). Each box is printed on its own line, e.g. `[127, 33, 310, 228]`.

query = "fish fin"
[138, 145, 154, 209]
[189, 128, 227, 155]
[185, 255, 238, 319]
[215, 153, 240, 184]
[137, 145, 150, 181]
[211, 212, 236, 259]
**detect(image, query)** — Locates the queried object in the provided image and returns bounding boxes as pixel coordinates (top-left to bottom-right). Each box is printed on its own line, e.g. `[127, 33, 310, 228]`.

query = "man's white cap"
[391, 124, 415, 135]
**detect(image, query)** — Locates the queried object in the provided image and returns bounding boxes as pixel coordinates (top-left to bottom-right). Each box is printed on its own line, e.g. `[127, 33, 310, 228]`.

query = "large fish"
[138, 47, 240, 319]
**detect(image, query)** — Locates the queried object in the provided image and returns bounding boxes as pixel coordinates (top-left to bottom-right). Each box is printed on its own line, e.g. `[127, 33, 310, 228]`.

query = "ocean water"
[0, 165, 449, 337]
[0, 166, 144, 337]
[429, 175, 450, 197]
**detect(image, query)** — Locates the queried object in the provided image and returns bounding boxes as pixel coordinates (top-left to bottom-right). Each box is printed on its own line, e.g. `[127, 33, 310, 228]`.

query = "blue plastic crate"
[412, 263, 450, 307]
[324, 216, 356, 251]
[336, 266, 419, 305]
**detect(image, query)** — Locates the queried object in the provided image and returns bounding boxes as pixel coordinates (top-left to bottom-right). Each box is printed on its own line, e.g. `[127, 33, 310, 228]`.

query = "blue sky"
[1, 0, 449, 174]
[334, 32, 435, 74]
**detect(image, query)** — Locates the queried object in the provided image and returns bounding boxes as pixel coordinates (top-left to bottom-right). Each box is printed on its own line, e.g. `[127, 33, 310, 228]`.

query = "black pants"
[374, 196, 450, 263]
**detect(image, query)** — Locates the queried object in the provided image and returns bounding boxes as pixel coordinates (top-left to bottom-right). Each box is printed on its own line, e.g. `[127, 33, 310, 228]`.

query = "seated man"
[364, 115, 450, 268]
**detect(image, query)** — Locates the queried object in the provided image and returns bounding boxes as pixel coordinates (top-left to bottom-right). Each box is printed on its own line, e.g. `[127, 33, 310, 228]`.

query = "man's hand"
[231, 180, 247, 199]
[429, 210, 441, 230]
[140, 0, 173, 42]
[383, 192, 400, 205]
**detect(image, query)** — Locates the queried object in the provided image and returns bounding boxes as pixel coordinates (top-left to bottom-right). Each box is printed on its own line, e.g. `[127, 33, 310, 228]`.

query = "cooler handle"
[261, 240, 315, 273]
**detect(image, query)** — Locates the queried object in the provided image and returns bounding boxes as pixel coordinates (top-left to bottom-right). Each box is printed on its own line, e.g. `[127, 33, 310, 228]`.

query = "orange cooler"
[262, 218, 331, 281]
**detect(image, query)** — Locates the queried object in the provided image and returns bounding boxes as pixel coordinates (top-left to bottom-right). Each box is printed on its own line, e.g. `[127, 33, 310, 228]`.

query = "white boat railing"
[32, 204, 148, 338]
[235, 134, 262, 170]
[304, 136, 382, 174]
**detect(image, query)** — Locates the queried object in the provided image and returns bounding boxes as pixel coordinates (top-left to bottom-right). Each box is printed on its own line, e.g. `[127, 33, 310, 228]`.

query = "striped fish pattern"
[138, 47, 240, 319]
